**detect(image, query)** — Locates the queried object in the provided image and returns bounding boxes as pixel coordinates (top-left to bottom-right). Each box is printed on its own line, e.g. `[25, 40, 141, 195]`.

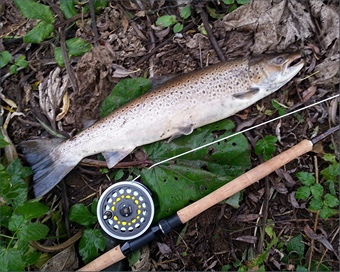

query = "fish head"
[249, 52, 305, 92]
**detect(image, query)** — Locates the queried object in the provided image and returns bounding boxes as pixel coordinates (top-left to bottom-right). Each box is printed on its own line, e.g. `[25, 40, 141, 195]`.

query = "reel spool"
[97, 181, 155, 240]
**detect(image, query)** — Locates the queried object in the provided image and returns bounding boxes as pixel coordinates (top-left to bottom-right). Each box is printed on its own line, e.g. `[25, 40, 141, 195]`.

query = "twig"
[198, 7, 225, 62]
[59, 27, 79, 93]
[89, 0, 100, 46]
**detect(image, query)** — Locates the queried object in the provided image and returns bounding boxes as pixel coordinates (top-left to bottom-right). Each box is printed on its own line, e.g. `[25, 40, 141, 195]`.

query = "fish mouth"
[283, 53, 305, 76]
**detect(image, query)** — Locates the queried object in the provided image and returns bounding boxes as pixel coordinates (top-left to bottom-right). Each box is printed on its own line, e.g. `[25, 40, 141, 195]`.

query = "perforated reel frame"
[97, 181, 155, 240]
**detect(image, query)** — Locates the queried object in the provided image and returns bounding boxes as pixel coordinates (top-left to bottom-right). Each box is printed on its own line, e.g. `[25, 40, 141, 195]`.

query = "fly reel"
[97, 181, 155, 240]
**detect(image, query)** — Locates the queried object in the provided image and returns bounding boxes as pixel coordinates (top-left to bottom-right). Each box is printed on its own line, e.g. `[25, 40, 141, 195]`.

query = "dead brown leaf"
[40, 246, 78, 271]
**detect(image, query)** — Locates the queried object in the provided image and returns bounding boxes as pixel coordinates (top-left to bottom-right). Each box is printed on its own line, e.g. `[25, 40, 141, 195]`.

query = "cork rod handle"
[177, 139, 313, 223]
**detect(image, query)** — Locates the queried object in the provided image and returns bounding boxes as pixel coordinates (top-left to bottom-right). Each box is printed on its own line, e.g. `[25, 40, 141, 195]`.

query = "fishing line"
[132, 93, 339, 181]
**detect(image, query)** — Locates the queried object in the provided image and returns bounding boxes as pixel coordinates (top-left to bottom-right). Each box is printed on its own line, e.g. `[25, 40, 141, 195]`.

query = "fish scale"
[19, 52, 304, 197]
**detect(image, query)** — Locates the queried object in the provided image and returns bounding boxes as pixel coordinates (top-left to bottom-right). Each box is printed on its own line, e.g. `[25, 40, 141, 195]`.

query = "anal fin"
[102, 147, 135, 168]
[232, 87, 260, 99]
[168, 124, 194, 142]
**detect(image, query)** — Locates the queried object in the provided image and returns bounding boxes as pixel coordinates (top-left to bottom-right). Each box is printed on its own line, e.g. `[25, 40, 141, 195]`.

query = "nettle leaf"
[319, 206, 337, 219]
[69, 203, 97, 227]
[156, 15, 177, 28]
[310, 183, 323, 199]
[13, 0, 55, 23]
[308, 197, 323, 211]
[141, 119, 250, 220]
[8, 214, 26, 232]
[17, 222, 49, 241]
[0, 51, 11, 68]
[0, 205, 12, 228]
[14, 201, 49, 220]
[321, 163, 339, 181]
[60, 0, 77, 19]
[324, 193, 339, 208]
[100, 78, 151, 118]
[23, 21, 55, 44]
[286, 235, 304, 260]
[0, 247, 25, 271]
[295, 186, 310, 200]
[296, 172, 315, 186]
[255, 135, 277, 161]
[78, 229, 106, 263]
[54, 38, 92, 66]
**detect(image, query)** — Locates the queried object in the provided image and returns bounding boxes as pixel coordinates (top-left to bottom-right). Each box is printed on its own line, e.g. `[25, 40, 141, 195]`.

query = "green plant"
[0, 51, 29, 74]
[155, 5, 191, 33]
[69, 201, 106, 263]
[11, 0, 104, 67]
[295, 154, 339, 219]
[0, 136, 50, 270]
[255, 135, 277, 161]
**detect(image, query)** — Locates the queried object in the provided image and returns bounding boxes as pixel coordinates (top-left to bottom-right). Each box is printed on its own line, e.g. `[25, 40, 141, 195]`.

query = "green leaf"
[0, 205, 12, 228]
[236, 0, 251, 4]
[17, 222, 49, 241]
[78, 229, 106, 263]
[14, 201, 49, 220]
[0, 133, 9, 148]
[255, 135, 277, 161]
[141, 119, 250, 220]
[319, 206, 337, 219]
[13, 0, 55, 23]
[0, 51, 11, 68]
[296, 172, 315, 186]
[310, 183, 323, 199]
[69, 203, 97, 227]
[222, 0, 234, 4]
[308, 197, 323, 211]
[9, 64, 18, 74]
[180, 6, 191, 19]
[93, 0, 108, 12]
[15, 56, 29, 68]
[60, 0, 77, 19]
[90, 198, 99, 215]
[173, 23, 183, 33]
[296, 265, 309, 272]
[324, 193, 339, 208]
[271, 99, 286, 116]
[54, 38, 92, 66]
[23, 21, 54, 43]
[99, 78, 151, 117]
[286, 235, 304, 259]
[321, 163, 339, 182]
[156, 15, 177, 28]
[322, 153, 337, 164]
[206, 6, 224, 19]
[8, 214, 26, 232]
[127, 248, 141, 266]
[295, 186, 310, 200]
[0, 247, 25, 271]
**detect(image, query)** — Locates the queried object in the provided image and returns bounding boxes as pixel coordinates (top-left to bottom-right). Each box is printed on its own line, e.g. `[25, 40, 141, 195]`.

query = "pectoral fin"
[232, 87, 260, 99]
[168, 124, 194, 142]
[102, 147, 135, 168]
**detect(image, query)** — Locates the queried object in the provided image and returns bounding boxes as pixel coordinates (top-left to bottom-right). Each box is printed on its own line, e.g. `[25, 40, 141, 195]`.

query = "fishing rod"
[78, 122, 339, 271]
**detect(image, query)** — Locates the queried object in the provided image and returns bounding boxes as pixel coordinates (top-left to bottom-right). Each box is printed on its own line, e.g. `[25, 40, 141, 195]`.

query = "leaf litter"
[1, 0, 339, 271]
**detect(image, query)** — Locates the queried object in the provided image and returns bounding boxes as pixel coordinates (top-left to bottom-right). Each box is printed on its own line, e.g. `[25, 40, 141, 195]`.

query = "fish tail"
[19, 138, 81, 198]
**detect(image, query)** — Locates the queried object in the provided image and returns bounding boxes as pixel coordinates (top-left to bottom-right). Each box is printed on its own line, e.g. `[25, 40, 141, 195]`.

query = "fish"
[19, 52, 304, 198]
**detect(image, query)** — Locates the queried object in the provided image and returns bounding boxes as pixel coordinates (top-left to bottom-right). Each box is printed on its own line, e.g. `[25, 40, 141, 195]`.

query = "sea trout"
[20, 52, 304, 197]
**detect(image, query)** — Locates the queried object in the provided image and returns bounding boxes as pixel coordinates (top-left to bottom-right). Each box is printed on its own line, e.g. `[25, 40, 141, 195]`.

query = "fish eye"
[275, 56, 285, 64]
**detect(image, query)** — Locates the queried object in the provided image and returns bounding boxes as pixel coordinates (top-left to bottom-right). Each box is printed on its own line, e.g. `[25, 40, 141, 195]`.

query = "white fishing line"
[133, 94, 339, 181]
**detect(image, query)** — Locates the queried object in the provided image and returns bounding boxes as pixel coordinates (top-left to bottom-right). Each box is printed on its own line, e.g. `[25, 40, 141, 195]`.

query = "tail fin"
[19, 139, 81, 198]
